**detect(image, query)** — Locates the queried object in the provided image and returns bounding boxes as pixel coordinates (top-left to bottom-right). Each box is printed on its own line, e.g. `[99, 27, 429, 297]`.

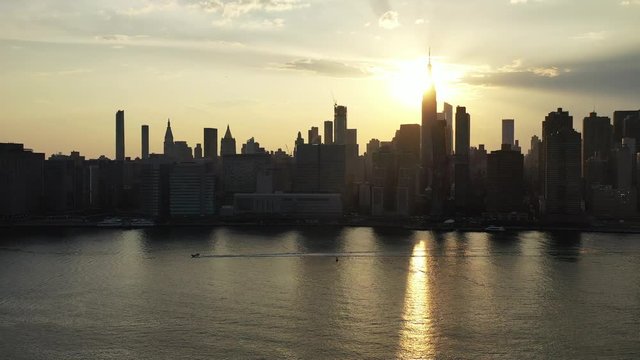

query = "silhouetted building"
[455, 106, 470, 212]
[194, 144, 203, 159]
[169, 162, 215, 216]
[443, 102, 453, 155]
[334, 105, 347, 145]
[582, 112, 612, 178]
[220, 125, 236, 156]
[140, 158, 172, 218]
[204, 128, 218, 161]
[222, 153, 271, 198]
[421, 55, 437, 192]
[613, 110, 640, 145]
[241, 137, 266, 155]
[393, 124, 421, 159]
[0, 143, 44, 218]
[502, 119, 515, 147]
[542, 108, 582, 217]
[324, 120, 333, 144]
[141, 125, 149, 160]
[164, 119, 174, 158]
[115, 110, 125, 161]
[294, 144, 346, 194]
[486, 144, 524, 214]
[308, 127, 321, 145]
[44, 152, 86, 213]
[173, 141, 193, 161]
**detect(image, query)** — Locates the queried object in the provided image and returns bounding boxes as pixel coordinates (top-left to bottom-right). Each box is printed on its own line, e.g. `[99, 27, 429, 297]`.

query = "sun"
[388, 57, 459, 108]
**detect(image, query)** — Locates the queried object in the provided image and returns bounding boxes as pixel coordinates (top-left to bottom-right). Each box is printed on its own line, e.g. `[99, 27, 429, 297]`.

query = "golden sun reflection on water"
[398, 240, 434, 359]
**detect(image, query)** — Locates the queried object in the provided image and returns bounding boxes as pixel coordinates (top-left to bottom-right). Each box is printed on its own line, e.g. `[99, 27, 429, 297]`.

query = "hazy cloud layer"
[463, 50, 640, 94]
[279, 58, 373, 77]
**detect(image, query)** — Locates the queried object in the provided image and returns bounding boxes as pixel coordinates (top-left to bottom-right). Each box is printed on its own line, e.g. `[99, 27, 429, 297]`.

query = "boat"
[191, 253, 201, 258]
[484, 225, 506, 232]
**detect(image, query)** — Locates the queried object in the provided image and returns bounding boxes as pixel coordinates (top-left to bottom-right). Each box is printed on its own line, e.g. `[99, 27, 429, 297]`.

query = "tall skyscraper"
[324, 121, 333, 144]
[542, 108, 582, 217]
[220, 125, 237, 156]
[443, 102, 453, 155]
[454, 106, 470, 211]
[163, 119, 174, 158]
[487, 144, 524, 214]
[613, 110, 640, 144]
[502, 119, 515, 147]
[204, 128, 218, 161]
[115, 110, 125, 161]
[421, 52, 437, 191]
[334, 105, 347, 145]
[308, 127, 320, 145]
[141, 125, 149, 160]
[582, 112, 612, 178]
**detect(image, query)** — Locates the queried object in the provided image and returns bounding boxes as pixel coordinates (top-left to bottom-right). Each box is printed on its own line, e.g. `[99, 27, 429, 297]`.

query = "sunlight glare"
[388, 57, 461, 108]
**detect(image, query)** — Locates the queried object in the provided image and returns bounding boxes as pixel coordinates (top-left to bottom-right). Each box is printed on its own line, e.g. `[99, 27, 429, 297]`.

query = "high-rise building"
[169, 162, 215, 216]
[393, 124, 420, 159]
[502, 119, 515, 147]
[194, 144, 203, 159]
[308, 127, 320, 145]
[116, 110, 125, 161]
[324, 121, 333, 145]
[613, 110, 640, 145]
[582, 112, 612, 178]
[204, 128, 218, 161]
[141, 125, 149, 159]
[443, 102, 453, 155]
[542, 108, 582, 217]
[294, 144, 346, 193]
[334, 105, 347, 145]
[220, 125, 236, 156]
[163, 119, 174, 158]
[455, 106, 471, 211]
[421, 53, 437, 192]
[0, 143, 45, 217]
[172, 141, 193, 161]
[487, 144, 524, 214]
[242, 137, 266, 154]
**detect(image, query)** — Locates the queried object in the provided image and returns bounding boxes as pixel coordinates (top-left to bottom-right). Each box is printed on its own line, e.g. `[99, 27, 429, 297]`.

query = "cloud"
[620, 0, 640, 5]
[378, 10, 399, 29]
[571, 31, 606, 41]
[510, 0, 528, 3]
[185, 0, 309, 18]
[461, 51, 640, 95]
[414, 18, 425, 25]
[278, 58, 373, 77]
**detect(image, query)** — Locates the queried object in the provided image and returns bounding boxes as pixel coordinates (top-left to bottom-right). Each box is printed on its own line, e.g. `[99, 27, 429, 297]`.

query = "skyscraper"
[115, 110, 125, 161]
[542, 108, 582, 217]
[613, 110, 640, 144]
[204, 128, 218, 161]
[421, 52, 437, 191]
[487, 144, 524, 214]
[443, 102, 453, 155]
[163, 119, 174, 158]
[308, 127, 320, 145]
[502, 119, 515, 147]
[454, 106, 470, 211]
[141, 125, 149, 160]
[324, 120, 333, 144]
[194, 144, 203, 159]
[582, 112, 612, 178]
[334, 105, 347, 145]
[220, 125, 236, 156]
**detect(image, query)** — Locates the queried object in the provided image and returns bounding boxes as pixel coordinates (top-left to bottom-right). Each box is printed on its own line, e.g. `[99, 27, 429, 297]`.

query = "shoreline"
[3, 219, 640, 234]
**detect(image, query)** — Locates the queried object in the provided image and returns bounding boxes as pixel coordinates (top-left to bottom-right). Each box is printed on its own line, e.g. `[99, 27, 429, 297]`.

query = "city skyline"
[2, 0, 640, 158]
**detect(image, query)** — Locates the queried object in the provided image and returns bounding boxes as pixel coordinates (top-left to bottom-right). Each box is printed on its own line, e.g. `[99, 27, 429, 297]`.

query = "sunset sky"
[1, 0, 639, 158]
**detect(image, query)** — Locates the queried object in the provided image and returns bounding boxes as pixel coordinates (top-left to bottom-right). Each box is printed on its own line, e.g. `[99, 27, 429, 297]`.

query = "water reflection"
[398, 239, 434, 359]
